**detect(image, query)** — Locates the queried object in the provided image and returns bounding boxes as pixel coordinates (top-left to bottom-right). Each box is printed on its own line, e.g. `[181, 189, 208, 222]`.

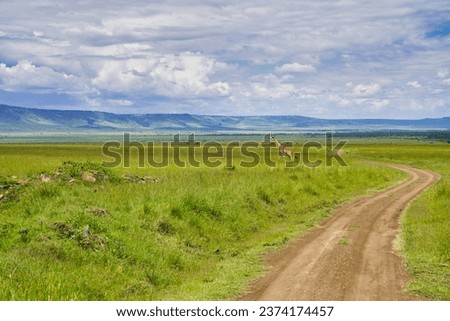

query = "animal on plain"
[271, 136, 293, 160]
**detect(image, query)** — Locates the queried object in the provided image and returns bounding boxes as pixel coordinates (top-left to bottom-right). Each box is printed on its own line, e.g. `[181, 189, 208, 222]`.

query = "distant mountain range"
[0, 104, 449, 133]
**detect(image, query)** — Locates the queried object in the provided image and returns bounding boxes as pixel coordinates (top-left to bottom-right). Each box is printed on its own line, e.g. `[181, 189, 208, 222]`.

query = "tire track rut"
[240, 164, 440, 301]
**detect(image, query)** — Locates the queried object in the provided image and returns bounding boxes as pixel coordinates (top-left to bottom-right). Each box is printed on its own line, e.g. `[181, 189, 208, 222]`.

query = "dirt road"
[240, 164, 440, 301]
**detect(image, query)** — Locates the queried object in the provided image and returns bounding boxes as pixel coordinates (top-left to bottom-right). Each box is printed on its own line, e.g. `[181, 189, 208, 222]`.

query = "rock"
[18, 179, 30, 185]
[81, 171, 96, 183]
[82, 225, 90, 237]
[123, 174, 162, 183]
[52, 222, 75, 238]
[39, 174, 51, 183]
[123, 174, 139, 182]
[143, 176, 160, 183]
[93, 186, 105, 191]
[88, 208, 109, 216]
[0, 194, 4, 201]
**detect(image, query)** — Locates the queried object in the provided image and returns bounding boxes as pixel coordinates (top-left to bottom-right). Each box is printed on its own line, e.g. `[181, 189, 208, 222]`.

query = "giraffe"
[271, 136, 293, 160]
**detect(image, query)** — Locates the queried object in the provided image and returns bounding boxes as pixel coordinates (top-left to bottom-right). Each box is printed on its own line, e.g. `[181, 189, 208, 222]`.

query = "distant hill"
[0, 104, 449, 133]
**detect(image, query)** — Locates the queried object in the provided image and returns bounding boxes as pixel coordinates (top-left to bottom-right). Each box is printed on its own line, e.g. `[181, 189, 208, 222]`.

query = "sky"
[0, 0, 450, 119]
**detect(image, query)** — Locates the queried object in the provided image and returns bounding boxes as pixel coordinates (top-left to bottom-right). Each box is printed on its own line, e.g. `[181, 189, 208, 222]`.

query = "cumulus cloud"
[275, 63, 317, 73]
[353, 83, 381, 97]
[92, 59, 154, 93]
[0, 60, 87, 93]
[329, 94, 351, 106]
[251, 74, 298, 99]
[437, 68, 449, 78]
[328, 94, 389, 112]
[252, 82, 296, 99]
[0, 0, 449, 117]
[149, 53, 231, 97]
[370, 99, 390, 110]
[407, 81, 422, 88]
[92, 53, 232, 98]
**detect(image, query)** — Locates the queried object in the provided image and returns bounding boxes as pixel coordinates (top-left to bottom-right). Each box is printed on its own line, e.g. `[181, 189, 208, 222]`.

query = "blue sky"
[0, 0, 449, 119]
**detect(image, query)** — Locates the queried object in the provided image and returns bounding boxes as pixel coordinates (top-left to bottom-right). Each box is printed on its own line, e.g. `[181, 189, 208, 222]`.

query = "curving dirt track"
[240, 164, 440, 301]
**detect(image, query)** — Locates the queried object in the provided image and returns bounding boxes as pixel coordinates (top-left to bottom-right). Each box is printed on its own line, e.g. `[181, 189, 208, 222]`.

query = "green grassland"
[0, 140, 448, 300]
[0, 142, 403, 300]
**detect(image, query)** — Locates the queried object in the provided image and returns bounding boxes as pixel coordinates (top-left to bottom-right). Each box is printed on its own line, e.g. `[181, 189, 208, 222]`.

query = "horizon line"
[1, 103, 449, 121]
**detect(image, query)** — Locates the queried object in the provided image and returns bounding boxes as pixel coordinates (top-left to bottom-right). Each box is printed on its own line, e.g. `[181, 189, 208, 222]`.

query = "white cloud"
[209, 82, 232, 96]
[0, 60, 87, 93]
[252, 82, 297, 99]
[92, 52, 232, 98]
[370, 99, 390, 110]
[102, 12, 225, 33]
[437, 68, 449, 78]
[0, 1, 449, 118]
[92, 59, 155, 93]
[149, 53, 232, 97]
[276, 63, 317, 74]
[33, 31, 44, 37]
[78, 43, 153, 57]
[407, 81, 422, 88]
[353, 83, 381, 97]
[251, 74, 297, 99]
[329, 94, 350, 106]
[107, 99, 133, 107]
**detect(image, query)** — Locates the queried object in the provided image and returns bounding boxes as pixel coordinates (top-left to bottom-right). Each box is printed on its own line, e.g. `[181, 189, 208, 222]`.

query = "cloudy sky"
[0, 0, 449, 118]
